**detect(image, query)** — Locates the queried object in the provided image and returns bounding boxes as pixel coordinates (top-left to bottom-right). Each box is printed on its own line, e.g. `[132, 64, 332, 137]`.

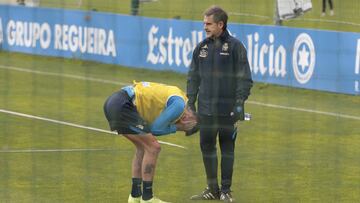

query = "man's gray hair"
[204, 5, 228, 30]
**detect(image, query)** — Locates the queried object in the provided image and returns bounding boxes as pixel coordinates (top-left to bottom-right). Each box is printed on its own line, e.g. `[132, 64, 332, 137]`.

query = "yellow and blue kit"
[104, 81, 187, 136]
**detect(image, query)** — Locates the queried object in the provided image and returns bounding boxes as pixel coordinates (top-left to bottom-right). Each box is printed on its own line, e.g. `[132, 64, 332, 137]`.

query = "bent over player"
[104, 81, 197, 203]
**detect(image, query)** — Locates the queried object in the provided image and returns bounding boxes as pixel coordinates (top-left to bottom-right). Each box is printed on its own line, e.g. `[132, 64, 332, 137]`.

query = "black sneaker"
[190, 187, 220, 200]
[220, 191, 234, 202]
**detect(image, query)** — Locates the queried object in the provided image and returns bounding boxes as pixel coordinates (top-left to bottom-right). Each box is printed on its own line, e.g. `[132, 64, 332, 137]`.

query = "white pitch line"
[228, 11, 360, 27]
[0, 65, 127, 86]
[0, 148, 117, 153]
[293, 18, 360, 27]
[1, 65, 359, 121]
[228, 12, 270, 19]
[248, 101, 360, 121]
[0, 109, 187, 149]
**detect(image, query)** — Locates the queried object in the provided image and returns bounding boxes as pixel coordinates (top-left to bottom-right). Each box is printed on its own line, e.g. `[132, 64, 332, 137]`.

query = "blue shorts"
[103, 90, 150, 134]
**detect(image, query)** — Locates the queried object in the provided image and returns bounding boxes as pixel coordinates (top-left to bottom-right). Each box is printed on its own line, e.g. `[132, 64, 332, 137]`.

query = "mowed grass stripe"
[1, 64, 359, 121]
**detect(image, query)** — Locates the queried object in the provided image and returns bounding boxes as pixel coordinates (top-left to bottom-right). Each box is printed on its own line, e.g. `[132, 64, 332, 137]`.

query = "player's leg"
[132, 134, 161, 181]
[140, 134, 161, 202]
[218, 117, 236, 202]
[104, 90, 168, 203]
[125, 135, 145, 178]
[131, 0, 139, 15]
[201, 116, 220, 191]
[190, 116, 220, 200]
[328, 0, 334, 15]
[104, 89, 149, 203]
[126, 134, 165, 202]
[328, 0, 333, 9]
[322, 0, 326, 16]
[125, 135, 145, 202]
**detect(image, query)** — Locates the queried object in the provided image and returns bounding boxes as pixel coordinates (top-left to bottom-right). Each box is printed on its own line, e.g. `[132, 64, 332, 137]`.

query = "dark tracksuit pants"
[322, 0, 334, 12]
[131, 0, 139, 15]
[199, 115, 237, 193]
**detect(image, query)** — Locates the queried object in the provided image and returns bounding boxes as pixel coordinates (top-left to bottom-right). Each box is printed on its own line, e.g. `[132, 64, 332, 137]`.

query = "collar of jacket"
[206, 29, 230, 43]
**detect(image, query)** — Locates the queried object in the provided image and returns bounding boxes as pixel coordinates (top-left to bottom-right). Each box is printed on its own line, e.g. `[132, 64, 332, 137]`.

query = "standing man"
[104, 81, 197, 203]
[131, 0, 140, 15]
[17, 0, 25, 5]
[321, 0, 334, 16]
[187, 5, 253, 203]
[131, 0, 158, 15]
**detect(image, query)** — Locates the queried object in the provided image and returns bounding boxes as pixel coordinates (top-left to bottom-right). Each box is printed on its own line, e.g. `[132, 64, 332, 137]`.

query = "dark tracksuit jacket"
[186, 30, 253, 117]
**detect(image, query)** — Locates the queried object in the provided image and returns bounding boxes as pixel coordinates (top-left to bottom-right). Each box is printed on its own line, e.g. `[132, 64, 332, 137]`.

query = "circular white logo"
[292, 33, 316, 84]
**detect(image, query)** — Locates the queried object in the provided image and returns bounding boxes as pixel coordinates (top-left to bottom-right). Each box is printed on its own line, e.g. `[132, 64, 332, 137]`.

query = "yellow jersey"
[133, 81, 187, 123]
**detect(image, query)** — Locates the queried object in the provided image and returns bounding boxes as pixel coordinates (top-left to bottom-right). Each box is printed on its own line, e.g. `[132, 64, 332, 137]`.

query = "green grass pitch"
[1, 51, 359, 202]
[1, 0, 360, 202]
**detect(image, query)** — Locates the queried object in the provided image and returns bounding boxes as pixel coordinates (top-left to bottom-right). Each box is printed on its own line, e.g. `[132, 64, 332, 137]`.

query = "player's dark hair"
[204, 5, 228, 30]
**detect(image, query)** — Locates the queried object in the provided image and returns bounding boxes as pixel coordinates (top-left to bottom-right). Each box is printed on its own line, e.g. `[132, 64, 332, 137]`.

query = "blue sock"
[142, 181, 153, 200]
[131, 178, 142, 198]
